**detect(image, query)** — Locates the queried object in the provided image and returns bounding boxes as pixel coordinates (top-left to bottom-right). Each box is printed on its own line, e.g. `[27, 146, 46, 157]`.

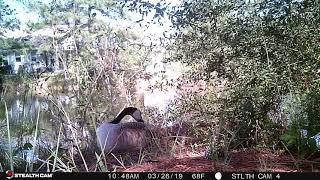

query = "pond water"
[0, 91, 71, 166]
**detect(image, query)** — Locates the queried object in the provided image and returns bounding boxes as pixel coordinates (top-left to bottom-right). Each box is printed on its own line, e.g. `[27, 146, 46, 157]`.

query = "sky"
[3, 0, 39, 37]
[3, 0, 181, 38]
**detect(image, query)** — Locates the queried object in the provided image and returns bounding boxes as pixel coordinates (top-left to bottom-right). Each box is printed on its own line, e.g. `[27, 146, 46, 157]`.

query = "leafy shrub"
[281, 92, 320, 158]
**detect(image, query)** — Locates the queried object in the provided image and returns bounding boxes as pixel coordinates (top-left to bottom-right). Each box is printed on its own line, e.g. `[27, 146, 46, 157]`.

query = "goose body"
[96, 107, 148, 153]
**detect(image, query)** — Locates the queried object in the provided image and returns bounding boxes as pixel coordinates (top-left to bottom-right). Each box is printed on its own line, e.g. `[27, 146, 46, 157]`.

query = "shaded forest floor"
[89, 148, 320, 172]
[78, 122, 320, 172]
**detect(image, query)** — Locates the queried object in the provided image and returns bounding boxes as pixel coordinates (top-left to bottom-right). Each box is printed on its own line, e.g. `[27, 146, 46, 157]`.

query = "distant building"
[0, 49, 58, 74]
[0, 25, 70, 74]
[1, 24, 103, 74]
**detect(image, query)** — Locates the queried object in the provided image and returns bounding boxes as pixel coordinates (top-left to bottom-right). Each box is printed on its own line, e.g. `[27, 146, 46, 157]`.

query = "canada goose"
[96, 107, 149, 154]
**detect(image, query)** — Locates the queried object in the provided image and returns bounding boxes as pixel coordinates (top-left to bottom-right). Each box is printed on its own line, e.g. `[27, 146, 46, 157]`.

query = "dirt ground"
[84, 122, 320, 172]
[110, 149, 320, 172]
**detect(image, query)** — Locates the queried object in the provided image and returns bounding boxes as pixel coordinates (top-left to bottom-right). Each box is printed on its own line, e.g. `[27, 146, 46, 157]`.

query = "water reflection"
[8, 96, 50, 123]
[0, 92, 70, 165]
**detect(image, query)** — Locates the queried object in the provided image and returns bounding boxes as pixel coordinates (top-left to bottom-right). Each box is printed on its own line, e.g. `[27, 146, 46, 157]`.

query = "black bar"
[223, 172, 319, 180]
[1, 172, 319, 180]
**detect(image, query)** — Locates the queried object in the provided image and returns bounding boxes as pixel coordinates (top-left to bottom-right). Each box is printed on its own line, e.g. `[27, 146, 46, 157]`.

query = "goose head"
[97, 107, 147, 154]
[109, 107, 143, 124]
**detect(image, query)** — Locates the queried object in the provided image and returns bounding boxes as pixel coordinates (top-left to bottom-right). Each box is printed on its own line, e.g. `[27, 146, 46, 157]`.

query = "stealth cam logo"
[6, 170, 14, 179]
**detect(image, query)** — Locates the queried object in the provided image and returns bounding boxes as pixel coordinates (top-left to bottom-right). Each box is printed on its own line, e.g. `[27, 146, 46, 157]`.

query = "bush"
[281, 92, 320, 158]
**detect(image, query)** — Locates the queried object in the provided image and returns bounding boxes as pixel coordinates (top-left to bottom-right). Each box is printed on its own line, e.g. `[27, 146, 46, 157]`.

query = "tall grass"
[52, 123, 63, 172]
[29, 107, 41, 172]
[49, 98, 89, 171]
[4, 101, 13, 171]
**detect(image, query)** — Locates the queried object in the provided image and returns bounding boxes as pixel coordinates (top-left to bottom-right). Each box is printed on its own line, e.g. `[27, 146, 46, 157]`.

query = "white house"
[1, 49, 53, 74]
[0, 25, 71, 74]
